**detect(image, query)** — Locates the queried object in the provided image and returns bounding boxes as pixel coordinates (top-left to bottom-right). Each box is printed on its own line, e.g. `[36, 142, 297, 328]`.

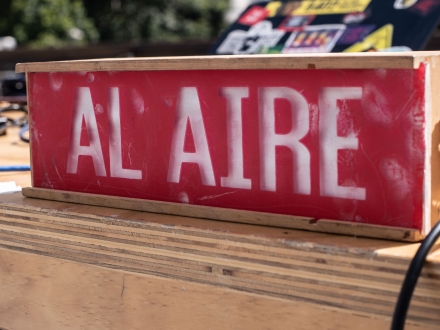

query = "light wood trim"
[15, 52, 440, 73]
[22, 187, 423, 242]
[423, 57, 440, 233]
[0, 110, 31, 188]
[22, 187, 315, 229]
[25, 72, 34, 188]
[0, 192, 439, 329]
[312, 219, 423, 242]
[0, 248, 432, 330]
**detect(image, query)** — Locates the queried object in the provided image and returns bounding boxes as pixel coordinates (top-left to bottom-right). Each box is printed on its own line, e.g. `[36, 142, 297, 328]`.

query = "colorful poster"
[409, 0, 440, 16]
[394, 0, 418, 10]
[337, 24, 375, 45]
[266, 0, 372, 16]
[216, 21, 285, 54]
[278, 15, 315, 31]
[210, 0, 440, 54]
[282, 25, 346, 53]
[343, 24, 393, 52]
[238, 6, 269, 25]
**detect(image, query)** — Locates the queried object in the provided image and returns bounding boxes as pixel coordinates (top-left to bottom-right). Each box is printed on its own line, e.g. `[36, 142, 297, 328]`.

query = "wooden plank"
[22, 187, 422, 242]
[15, 52, 440, 73]
[0, 120, 31, 189]
[21, 187, 315, 229]
[0, 247, 432, 330]
[424, 56, 440, 232]
[312, 219, 423, 242]
[26, 73, 34, 188]
[0, 192, 439, 329]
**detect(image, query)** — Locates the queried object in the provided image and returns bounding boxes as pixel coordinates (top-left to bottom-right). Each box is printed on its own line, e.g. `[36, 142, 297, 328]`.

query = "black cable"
[19, 123, 29, 143]
[391, 220, 440, 330]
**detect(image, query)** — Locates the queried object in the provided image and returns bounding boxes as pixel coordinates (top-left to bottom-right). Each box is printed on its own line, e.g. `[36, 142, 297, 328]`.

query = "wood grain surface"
[0, 124, 31, 189]
[425, 55, 440, 232]
[22, 187, 423, 242]
[0, 192, 439, 329]
[0, 248, 422, 330]
[15, 51, 440, 73]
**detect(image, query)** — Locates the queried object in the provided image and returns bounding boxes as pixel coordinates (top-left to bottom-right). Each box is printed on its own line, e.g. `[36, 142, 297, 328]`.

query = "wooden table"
[1, 122, 440, 330]
[0, 113, 31, 188]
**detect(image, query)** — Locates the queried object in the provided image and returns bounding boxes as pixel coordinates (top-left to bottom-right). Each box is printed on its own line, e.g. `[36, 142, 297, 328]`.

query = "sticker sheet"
[210, 0, 440, 54]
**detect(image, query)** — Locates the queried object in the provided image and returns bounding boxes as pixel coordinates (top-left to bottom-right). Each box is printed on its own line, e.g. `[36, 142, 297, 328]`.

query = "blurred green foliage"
[0, 0, 228, 47]
[0, 0, 99, 47]
[84, 0, 228, 42]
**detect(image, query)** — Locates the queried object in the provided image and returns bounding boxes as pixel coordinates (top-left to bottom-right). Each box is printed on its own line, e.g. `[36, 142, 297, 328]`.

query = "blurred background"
[1, 0, 440, 93]
[0, 0, 260, 188]
[1, 0, 440, 186]
[1, 0, 440, 71]
[0, 0, 263, 72]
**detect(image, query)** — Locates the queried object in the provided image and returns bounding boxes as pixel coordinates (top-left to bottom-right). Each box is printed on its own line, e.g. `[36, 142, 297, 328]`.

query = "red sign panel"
[27, 66, 427, 229]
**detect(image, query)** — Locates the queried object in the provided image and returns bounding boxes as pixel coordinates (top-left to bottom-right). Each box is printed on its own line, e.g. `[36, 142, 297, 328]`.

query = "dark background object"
[1, 75, 26, 97]
[0, 40, 214, 71]
[210, 0, 440, 54]
[391, 220, 440, 330]
[0, 116, 7, 136]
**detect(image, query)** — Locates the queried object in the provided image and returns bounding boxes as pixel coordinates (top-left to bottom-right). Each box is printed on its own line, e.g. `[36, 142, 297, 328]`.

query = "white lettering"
[167, 87, 216, 186]
[67, 87, 106, 176]
[108, 88, 142, 179]
[220, 87, 251, 189]
[319, 87, 366, 200]
[259, 87, 311, 194]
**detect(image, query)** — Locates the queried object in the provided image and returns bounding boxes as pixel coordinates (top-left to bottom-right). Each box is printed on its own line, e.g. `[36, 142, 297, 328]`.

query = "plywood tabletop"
[15, 51, 440, 72]
[0, 192, 440, 329]
[0, 125, 31, 188]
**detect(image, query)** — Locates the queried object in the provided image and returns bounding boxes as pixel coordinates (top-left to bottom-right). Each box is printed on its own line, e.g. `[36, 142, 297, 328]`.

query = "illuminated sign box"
[16, 52, 440, 241]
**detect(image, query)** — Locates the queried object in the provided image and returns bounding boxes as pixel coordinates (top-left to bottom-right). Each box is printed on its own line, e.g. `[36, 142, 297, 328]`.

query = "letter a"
[67, 87, 106, 176]
[167, 87, 215, 186]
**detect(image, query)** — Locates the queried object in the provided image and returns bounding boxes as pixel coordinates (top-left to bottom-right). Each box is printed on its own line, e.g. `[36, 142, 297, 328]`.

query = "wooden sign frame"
[16, 52, 440, 242]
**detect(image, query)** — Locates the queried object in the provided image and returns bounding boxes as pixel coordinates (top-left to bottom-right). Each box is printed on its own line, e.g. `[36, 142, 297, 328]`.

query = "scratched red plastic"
[27, 67, 427, 229]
